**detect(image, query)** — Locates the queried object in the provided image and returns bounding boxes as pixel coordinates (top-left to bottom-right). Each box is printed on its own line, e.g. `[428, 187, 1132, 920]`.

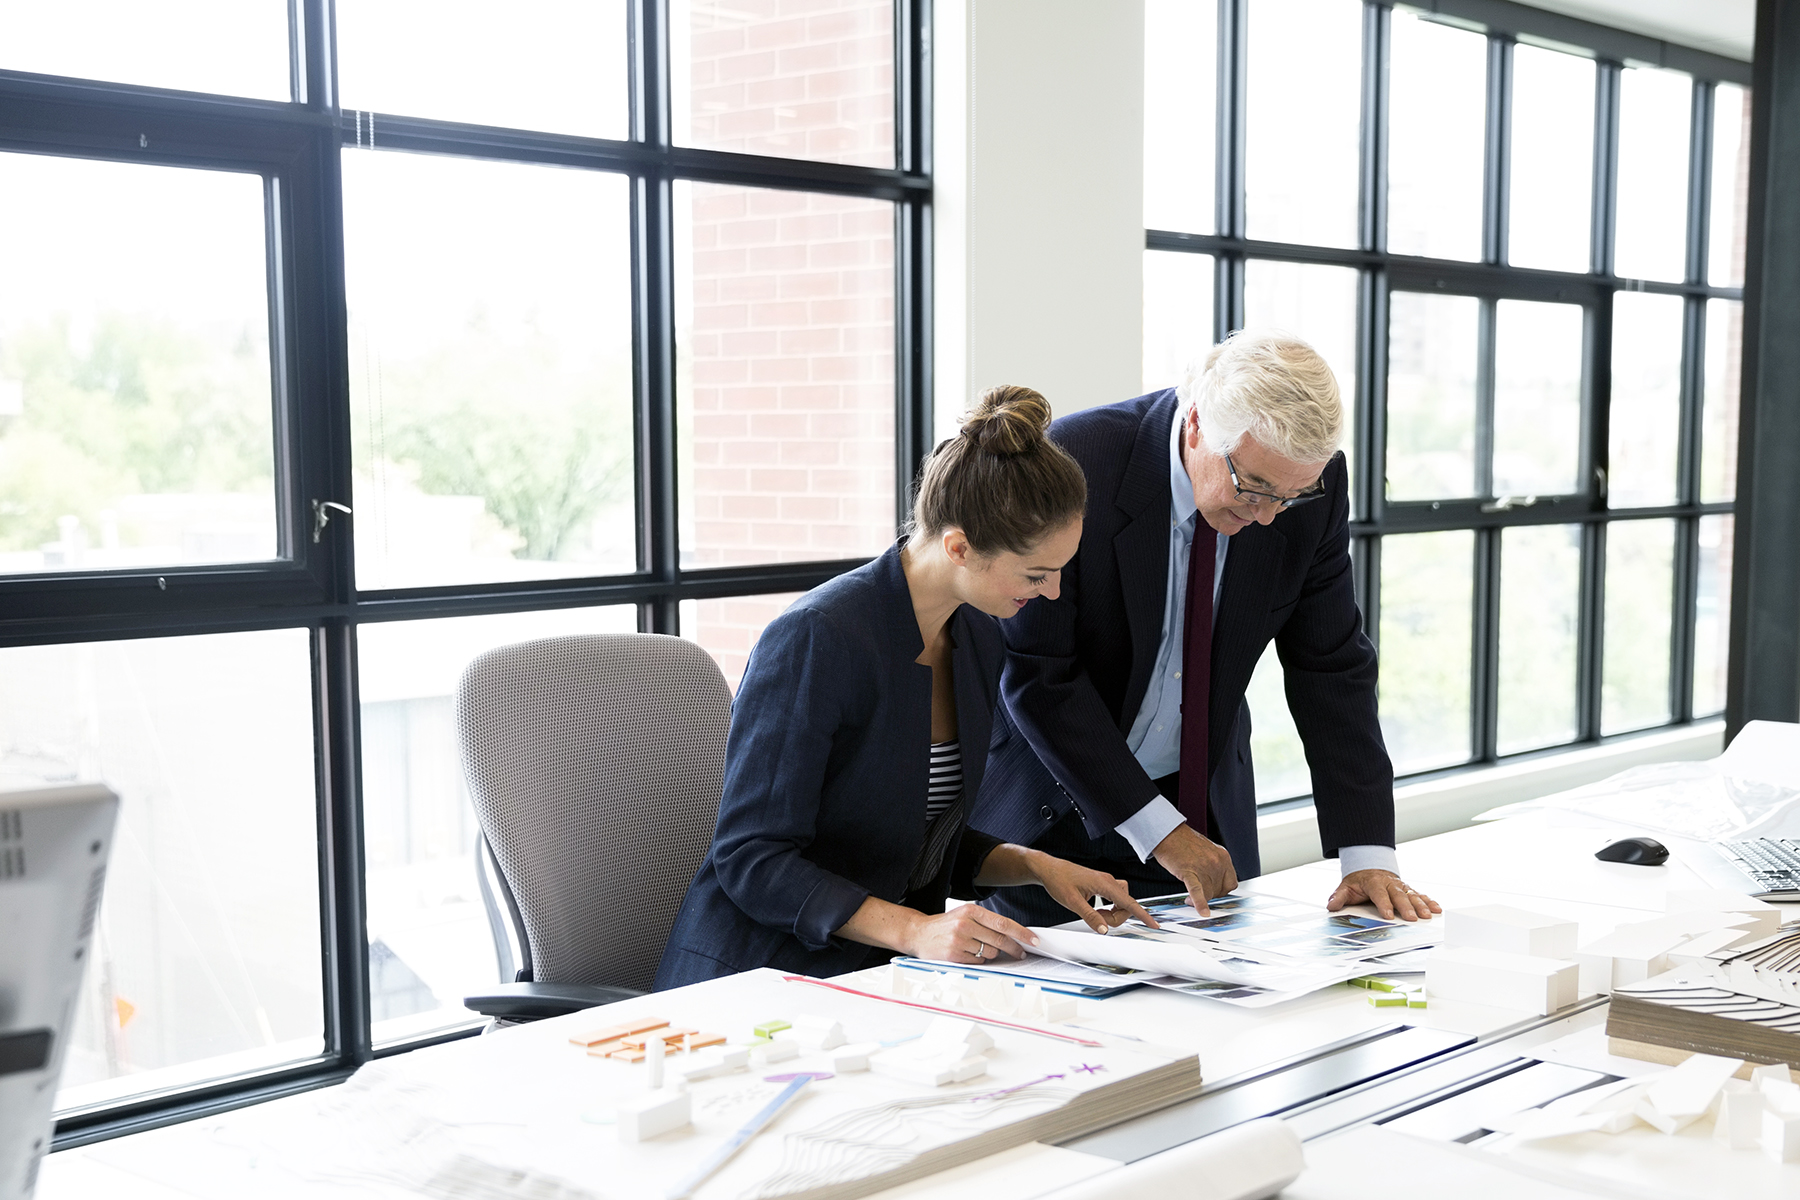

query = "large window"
[1143, 0, 1747, 800]
[0, 0, 926, 1141]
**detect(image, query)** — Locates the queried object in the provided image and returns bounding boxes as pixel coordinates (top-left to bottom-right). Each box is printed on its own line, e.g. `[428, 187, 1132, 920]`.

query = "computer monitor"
[1, 784, 118, 1200]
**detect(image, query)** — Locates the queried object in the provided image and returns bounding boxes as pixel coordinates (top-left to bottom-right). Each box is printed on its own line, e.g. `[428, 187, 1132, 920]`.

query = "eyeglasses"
[1224, 453, 1326, 510]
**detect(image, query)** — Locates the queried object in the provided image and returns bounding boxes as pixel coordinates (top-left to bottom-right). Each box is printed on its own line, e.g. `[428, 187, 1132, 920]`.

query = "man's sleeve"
[998, 548, 1166, 838]
[1275, 459, 1397, 855]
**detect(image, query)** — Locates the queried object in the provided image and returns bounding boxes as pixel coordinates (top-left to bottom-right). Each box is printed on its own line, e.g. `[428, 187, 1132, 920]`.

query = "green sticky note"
[1368, 993, 1407, 1008]
[1347, 977, 1373, 989]
[1408, 997, 1428, 1009]
[753, 1020, 791, 1039]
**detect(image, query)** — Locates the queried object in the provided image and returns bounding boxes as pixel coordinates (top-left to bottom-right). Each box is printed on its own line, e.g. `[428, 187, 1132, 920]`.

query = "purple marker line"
[965, 1073, 1063, 1102]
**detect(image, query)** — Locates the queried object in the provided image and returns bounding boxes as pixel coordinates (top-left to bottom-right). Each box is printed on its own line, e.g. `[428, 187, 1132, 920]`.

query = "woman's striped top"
[927, 739, 962, 823]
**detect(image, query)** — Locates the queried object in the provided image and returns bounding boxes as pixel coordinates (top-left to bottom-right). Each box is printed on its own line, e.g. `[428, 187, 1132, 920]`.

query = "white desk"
[35, 812, 1793, 1200]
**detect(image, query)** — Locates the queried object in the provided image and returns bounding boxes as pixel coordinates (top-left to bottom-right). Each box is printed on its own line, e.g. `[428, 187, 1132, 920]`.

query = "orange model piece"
[568, 1016, 671, 1047]
[620, 1027, 699, 1050]
[607, 1031, 728, 1062]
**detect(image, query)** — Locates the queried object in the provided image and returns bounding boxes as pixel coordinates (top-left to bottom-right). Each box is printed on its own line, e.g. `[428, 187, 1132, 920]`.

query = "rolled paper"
[1035, 1117, 1304, 1200]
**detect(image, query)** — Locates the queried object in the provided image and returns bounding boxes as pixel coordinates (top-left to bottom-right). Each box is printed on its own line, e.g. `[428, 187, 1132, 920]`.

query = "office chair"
[455, 633, 732, 1021]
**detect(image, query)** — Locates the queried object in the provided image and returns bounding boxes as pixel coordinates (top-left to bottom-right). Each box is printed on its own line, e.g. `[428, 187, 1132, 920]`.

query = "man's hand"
[1328, 869, 1440, 922]
[1150, 823, 1237, 916]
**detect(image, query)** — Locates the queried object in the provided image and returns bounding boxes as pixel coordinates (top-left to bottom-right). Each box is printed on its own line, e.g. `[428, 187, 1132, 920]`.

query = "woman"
[654, 386, 1155, 989]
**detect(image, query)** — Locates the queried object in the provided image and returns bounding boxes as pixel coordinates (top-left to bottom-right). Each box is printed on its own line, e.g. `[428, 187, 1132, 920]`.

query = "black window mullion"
[316, 619, 370, 1071]
[1475, 298, 1496, 499]
[1472, 527, 1500, 762]
[1355, 2, 1388, 526]
[1578, 59, 1620, 743]
[1591, 61, 1620, 279]
[1669, 81, 1714, 723]
[1687, 81, 1716, 287]
[1218, 0, 1247, 244]
[1354, 533, 1380, 652]
[1671, 514, 1699, 723]
[1215, 0, 1247, 338]
[1359, 272, 1388, 525]
[895, 199, 932, 528]
[1577, 520, 1605, 739]
[1482, 34, 1512, 267]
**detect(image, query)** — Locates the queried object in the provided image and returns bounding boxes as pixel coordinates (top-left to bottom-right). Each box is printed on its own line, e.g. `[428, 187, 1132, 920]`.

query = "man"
[971, 330, 1440, 923]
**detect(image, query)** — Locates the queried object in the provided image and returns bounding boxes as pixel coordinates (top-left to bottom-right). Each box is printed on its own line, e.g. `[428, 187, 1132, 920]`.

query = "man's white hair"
[1176, 329, 1344, 464]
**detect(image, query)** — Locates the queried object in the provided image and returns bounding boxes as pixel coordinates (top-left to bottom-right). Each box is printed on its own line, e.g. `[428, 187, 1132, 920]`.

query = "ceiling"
[1509, 0, 1754, 62]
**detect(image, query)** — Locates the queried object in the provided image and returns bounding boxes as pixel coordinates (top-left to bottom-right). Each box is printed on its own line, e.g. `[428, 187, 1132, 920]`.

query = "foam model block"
[1764, 1108, 1800, 1163]
[1715, 1081, 1762, 1150]
[915, 1016, 994, 1057]
[1641, 1052, 1742, 1132]
[1444, 904, 1579, 960]
[1668, 926, 1762, 967]
[616, 1089, 692, 1142]
[671, 1047, 750, 1084]
[828, 1042, 879, 1073]
[870, 1052, 990, 1086]
[750, 1038, 799, 1065]
[1425, 946, 1578, 1015]
[1666, 889, 1782, 940]
[1753, 1063, 1794, 1087]
[790, 1014, 846, 1050]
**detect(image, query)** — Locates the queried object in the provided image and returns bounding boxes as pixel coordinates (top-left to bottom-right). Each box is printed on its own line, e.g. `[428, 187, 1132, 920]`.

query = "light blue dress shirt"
[1111, 407, 1398, 880]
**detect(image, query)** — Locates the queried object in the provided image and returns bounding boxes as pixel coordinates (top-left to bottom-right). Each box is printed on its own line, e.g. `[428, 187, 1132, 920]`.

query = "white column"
[935, 0, 1146, 436]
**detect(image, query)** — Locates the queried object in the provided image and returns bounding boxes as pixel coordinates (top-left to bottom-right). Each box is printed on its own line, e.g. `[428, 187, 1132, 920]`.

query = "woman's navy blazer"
[653, 544, 1006, 989]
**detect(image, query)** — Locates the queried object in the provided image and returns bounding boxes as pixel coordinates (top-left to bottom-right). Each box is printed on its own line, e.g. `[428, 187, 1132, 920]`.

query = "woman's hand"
[971, 844, 1159, 934]
[903, 903, 1038, 964]
[1027, 853, 1159, 934]
[835, 895, 1038, 964]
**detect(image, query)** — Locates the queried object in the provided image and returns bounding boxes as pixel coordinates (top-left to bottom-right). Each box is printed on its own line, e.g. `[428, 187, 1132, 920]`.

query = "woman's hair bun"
[961, 384, 1052, 457]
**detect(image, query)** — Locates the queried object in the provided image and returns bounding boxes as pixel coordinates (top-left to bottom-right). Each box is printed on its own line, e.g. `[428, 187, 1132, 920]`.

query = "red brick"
[780, 439, 843, 465]
[746, 412, 810, 439]
[777, 42, 843, 74]
[750, 357, 812, 383]
[713, 50, 781, 84]
[745, 16, 810, 50]
[779, 495, 843, 521]
[749, 468, 810, 493]
[746, 244, 811, 273]
[717, 273, 781, 302]
[777, 327, 844, 355]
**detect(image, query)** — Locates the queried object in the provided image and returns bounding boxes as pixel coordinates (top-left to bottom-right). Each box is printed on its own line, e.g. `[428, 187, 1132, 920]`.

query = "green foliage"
[354, 317, 632, 563]
[0, 314, 272, 552]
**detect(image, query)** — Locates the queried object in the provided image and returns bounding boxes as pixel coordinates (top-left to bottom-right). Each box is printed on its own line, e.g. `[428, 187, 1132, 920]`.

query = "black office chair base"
[463, 981, 644, 1021]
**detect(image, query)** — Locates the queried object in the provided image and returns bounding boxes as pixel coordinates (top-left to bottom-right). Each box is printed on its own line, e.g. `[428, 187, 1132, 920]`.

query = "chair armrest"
[463, 981, 645, 1021]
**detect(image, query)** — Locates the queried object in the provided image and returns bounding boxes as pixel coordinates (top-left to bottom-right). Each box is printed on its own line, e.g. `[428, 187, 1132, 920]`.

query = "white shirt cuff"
[1338, 844, 1399, 877]
[1115, 796, 1186, 862]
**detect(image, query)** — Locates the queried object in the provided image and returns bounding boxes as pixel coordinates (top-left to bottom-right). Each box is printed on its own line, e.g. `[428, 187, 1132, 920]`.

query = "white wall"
[934, 0, 1147, 437]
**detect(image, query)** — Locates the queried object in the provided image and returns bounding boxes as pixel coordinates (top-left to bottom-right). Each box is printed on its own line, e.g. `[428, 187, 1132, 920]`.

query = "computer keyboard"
[1718, 837, 1800, 896]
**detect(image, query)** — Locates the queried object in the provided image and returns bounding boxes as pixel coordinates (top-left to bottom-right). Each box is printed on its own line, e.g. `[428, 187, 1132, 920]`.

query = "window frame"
[0, 0, 932, 1147]
[1146, 0, 1747, 797]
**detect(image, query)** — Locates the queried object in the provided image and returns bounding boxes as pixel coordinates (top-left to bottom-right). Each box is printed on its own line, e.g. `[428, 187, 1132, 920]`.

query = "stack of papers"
[1028, 893, 1441, 1008]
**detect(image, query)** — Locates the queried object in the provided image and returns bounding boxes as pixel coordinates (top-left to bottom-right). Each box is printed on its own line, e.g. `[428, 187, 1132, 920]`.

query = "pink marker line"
[780, 975, 1104, 1047]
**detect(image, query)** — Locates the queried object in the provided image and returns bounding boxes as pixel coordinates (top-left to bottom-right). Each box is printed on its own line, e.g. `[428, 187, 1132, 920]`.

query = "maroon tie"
[1178, 522, 1216, 831]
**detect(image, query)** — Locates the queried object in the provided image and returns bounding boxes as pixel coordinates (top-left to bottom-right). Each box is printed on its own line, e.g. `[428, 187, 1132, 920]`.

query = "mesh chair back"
[455, 633, 732, 993]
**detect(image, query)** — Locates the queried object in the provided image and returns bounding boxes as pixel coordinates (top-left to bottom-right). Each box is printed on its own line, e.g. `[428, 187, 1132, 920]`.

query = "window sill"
[1255, 720, 1727, 875]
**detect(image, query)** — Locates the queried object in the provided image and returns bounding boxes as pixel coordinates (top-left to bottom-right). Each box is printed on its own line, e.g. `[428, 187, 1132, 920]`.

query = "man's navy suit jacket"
[970, 389, 1395, 880]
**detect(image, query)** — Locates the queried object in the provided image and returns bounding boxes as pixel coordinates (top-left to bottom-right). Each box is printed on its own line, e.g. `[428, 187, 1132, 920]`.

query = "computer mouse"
[1595, 836, 1670, 866]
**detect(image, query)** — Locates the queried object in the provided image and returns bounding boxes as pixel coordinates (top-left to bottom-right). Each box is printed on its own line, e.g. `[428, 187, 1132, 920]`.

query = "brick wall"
[681, 0, 896, 685]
